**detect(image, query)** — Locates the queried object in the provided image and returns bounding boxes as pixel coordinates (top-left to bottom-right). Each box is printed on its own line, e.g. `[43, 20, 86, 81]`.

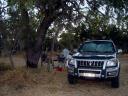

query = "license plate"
[79, 73, 100, 77]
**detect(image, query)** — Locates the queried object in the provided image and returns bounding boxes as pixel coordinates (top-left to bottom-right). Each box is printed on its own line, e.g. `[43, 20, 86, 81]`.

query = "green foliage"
[1, 0, 128, 53]
[59, 32, 80, 50]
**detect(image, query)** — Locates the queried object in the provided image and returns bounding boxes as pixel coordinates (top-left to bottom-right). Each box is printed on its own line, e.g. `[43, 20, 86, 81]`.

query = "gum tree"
[28, 0, 85, 68]
[6, 0, 128, 68]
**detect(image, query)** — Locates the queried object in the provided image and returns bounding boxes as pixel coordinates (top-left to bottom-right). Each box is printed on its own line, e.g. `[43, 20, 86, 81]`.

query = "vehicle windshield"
[79, 41, 116, 53]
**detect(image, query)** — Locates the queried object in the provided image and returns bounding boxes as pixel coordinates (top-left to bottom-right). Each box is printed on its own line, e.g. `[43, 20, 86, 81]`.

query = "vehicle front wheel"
[111, 77, 119, 88]
[68, 74, 77, 84]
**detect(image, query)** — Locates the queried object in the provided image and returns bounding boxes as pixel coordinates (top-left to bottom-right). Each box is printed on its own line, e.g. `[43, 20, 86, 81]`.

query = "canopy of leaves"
[0, 0, 128, 53]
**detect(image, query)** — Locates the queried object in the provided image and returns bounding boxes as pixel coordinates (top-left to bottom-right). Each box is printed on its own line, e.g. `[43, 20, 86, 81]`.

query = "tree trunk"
[20, 2, 55, 68]
[26, 16, 54, 68]
[9, 53, 15, 69]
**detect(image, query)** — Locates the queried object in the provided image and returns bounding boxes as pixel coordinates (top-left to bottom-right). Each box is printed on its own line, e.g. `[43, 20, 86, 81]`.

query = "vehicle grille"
[77, 60, 104, 69]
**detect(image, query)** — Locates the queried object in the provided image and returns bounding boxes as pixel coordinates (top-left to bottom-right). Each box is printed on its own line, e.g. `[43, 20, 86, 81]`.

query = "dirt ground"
[0, 55, 128, 96]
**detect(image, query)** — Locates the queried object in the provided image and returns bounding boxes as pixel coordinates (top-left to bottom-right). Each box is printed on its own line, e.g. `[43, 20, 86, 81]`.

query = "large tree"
[6, 0, 128, 68]
[22, 0, 83, 67]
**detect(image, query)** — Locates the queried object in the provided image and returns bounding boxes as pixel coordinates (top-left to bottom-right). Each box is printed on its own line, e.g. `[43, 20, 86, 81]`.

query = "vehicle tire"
[68, 74, 77, 84]
[111, 76, 119, 88]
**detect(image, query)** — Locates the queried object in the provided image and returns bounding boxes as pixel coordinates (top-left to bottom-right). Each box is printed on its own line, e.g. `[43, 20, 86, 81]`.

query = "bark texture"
[26, 16, 54, 68]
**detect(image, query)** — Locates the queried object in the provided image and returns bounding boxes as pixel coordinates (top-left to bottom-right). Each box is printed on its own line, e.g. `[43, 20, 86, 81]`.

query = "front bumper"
[68, 67, 119, 79]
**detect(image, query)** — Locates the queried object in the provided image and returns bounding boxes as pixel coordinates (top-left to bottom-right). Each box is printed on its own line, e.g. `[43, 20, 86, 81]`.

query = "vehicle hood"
[73, 52, 116, 60]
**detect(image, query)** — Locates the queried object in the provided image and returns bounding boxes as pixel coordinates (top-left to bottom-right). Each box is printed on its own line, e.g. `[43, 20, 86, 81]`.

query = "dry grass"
[0, 68, 30, 87]
[0, 54, 128, 96]
[0, 66, 63, 89]
[0, 63, 12, 71]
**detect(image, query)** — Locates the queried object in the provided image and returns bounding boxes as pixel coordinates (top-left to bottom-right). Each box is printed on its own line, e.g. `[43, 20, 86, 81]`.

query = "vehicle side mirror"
[118, 49, 122, 53]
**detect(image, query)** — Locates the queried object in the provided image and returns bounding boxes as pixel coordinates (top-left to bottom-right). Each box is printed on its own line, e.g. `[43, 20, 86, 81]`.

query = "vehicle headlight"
[106, 59, 118, 67]
[69, 59, 76, 65]
[67, 58, 76, 68]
